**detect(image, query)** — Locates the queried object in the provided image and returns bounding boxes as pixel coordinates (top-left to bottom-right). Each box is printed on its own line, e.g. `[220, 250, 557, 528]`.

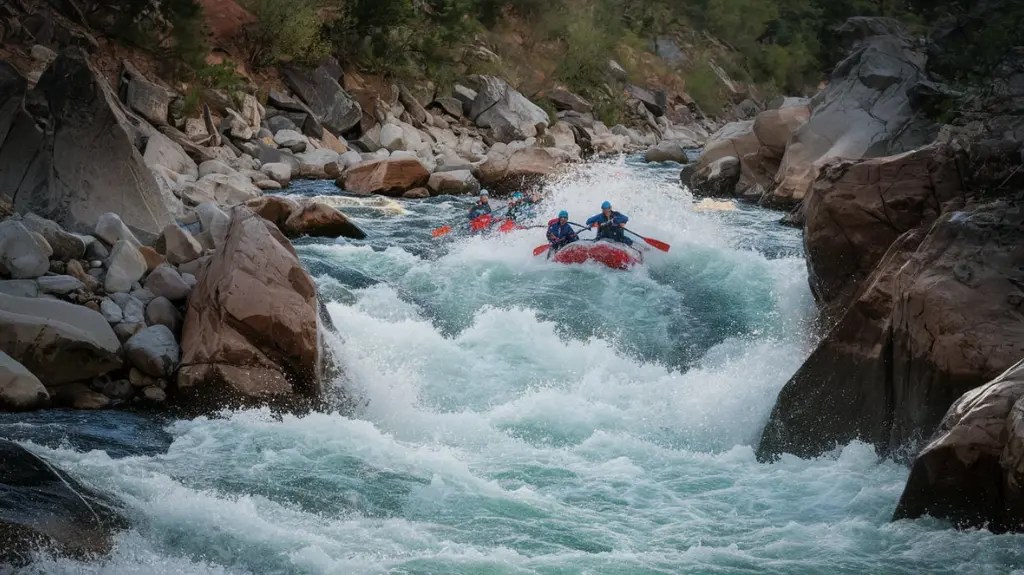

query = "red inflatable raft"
[551, 239, 643, 270]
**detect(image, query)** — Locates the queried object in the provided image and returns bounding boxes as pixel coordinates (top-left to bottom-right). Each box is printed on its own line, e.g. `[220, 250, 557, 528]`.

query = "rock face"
[0, 293, 121, 387]
[0, 350, 49, 411]
[0, 440, 128, 565]
[469, 76, 550, 143]
[281, 62, 362, 135]
[177, 206, 325, 410]
[758, 198, 1024, 460]
[892, 358, 1024, 532]
[8, 47, 175, 243]
[767, 18, 939, 208]
[342, 158, 430, 196]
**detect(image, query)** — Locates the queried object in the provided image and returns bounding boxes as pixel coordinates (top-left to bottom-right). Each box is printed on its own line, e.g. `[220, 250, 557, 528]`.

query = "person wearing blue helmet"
[506, 191, 527, 221]
[546, 210, 578, 249]
[585, 201, 631, 245]
[468, 189, 492, 220]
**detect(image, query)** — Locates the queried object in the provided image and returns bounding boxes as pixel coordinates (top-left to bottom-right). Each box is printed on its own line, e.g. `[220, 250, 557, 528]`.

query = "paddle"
[623, 227, 670, 252]
[431, 206, 507, 238]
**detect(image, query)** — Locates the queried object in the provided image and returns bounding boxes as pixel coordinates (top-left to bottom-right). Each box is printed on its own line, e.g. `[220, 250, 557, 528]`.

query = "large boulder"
[283, 202, 367, 240]
[104, 240, 147, 293]
[767, 18, 939, 208]
[19, 213, 86, 261]
[758, 198, 1024, 461]
[0, 350, 49, 411]
[753, 102, 810, 158]
[177, 206, 325, 410]
[180, 173, 262, 206]
[427, 170, 481, 196]
[689, 157, 742, 199]
[0, 440, 128, 565]
[468, 75, 550, 143]
[803, 145, 964, 315]
[341, 158, 430, 196]
[688, 120, 772, 198]
[644, 140, 689, 164]
[478, 146, 570, 192]
[0, 293, 121, 386]
[892, 357, 1024, 532]
[123, 325, 180, 378]
[280, 62, 362, 135]
[119, 60, 171, 126]
[7, 47, 175, 244]
[539, 121, 582, 159]
[0, 220, 49, 279]
[545, 88, 593, 114]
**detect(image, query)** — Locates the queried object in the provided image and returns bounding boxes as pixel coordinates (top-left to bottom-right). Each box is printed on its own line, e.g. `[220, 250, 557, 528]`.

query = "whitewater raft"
[550, 239, 643, 270]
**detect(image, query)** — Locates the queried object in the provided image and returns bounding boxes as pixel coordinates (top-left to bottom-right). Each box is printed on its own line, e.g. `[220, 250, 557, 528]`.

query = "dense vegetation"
[138, 0, 1022, 115]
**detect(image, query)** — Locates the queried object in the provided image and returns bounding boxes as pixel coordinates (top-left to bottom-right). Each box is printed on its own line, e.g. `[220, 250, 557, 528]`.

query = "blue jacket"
[585, 211, 628, 228]
[468, 201, 491, 220]
[547, 221, 578, 246]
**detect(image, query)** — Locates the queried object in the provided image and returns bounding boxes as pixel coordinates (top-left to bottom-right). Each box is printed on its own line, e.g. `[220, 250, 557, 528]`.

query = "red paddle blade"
[470, 214, 493, 231]
[431, 226, 452, 237]
[498, 219, 523, 233]
[533, 244, 550, 256]
[643, 237, 670, 252]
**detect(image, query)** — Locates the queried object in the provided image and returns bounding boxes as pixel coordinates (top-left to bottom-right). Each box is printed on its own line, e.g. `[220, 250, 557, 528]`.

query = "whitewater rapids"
[7, 156, 1024, 574]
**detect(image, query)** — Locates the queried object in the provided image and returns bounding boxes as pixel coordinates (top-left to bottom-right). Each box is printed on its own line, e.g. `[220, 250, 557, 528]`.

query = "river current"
[5, 157, 1024, 574]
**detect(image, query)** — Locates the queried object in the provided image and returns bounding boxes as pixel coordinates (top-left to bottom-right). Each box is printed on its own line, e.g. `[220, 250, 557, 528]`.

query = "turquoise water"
[8, 157, 1024, 574]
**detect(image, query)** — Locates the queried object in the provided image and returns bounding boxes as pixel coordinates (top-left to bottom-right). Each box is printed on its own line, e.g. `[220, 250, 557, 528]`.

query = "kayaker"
[468, 190, 492, 220]
[586, 201, 632, 245]
[547, 210, 578, 249]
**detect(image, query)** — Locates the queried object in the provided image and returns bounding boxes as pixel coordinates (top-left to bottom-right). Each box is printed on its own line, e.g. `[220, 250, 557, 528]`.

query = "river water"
[6, 157, 1024, 574]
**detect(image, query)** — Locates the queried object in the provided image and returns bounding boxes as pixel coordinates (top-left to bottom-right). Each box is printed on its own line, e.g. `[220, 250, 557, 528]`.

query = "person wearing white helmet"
[468, 190, 492, 220]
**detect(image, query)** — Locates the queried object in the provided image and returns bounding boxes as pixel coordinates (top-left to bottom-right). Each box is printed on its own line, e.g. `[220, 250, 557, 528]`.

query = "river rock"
[690, 157, 742, 198]
[0, 439, 128, 564]
[123, 325, 179, 378]
[180, 173, 261, 207]
[342, 158, 430, 196]
[468, 75, 550, 143]
[0, 293, 121, 385]
[478, 147, 569, 192]
[273, 129, 308, 153]
[145, 296, 182, 333]
[20, 213, 86, 261]
[104, 240, 147, 293]
[120, 60, 170, 126]
[644, 141, 689, 164]
[9, 48, 175, 243]
[30, 233, 53, 260]
[95, 212, 141, 248]
[892, 358, 1024, 531]
[430, 97, 464, 119]
[427, 170, 480, 196]
[66, 259, 98, 292]
[280, 62, 361, 135]
[403, 187, 430, 199]
[546, 88, 592, 114]
[160, 224, 203, 266]
[768, 18, 938, 208]
[380, 123, 407, 152]
[37, 274, 84, 295]
[282, 202, 366, 240]
[198, 160, 236, 178]
[753, 102, 810, 158]
[261, 162, 292, 185]
[244, 196, 300, 228]
[758, 198, 1024, 461]
[144, 263, 191, 301]
[138, 245, 165, 271]
[178, 206, 324, 410]
[0, 280, 39, 298]
[99, 298, 123, 323]
[0, 220, 49, 279]
[0, 351, 49, 411]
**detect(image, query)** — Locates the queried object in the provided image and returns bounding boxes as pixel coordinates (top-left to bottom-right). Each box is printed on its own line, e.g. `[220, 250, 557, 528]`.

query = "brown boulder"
[753, 103, 809, 159]
[803, 144, 965, 316]
[138, 246, 166, 272]
[758, 198, 1024, 461]
[245, 195, 300, 228]
[478, 147, 569, 193]
[892, 358, 1024, 532]
[177, 206, 325, 410]
[283, 202, 366, 240]
[688, 120, 774, 198]
[342, 158, 429, 196]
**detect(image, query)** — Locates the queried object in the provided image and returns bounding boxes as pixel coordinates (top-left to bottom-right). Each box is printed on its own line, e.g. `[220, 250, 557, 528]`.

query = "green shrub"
[242, 0, 330, 69]
[195, 62, 247, 91]
[555, 14, 616, 98]
[684, 62, 724, 116]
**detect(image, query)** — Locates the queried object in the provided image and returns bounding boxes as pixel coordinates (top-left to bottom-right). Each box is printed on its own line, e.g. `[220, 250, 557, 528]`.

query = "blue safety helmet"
[601, 201, 612, 209]
[558, 210, 568, 218]
[512, 192, 523, 200]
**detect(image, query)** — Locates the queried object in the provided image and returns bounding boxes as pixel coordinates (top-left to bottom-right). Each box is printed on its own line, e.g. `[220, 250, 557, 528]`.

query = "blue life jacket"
[585, 211, 631, 244]
[468, 201, 491, 220]
[547, 221, 578, 246]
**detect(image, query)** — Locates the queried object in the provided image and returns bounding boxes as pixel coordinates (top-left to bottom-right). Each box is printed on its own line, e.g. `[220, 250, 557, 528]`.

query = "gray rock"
[546, 88, 592, 114]
[430, 97, 464, 119]
[0, 350, 49, 411]
[20, 213, 86, 261]
[113, 322, 144, 343]
[145, 296, 182, 332]
[468, 76, 550, 143]
[123, 325, 180, 378]
[427, 170, 480, 195]
[10, 49, 175, 243]
[453, 84, 477, 116]
[181, 273, 198, 290]
[273, 129, 308, 153]
[104, 240, 147, 293]
[128, 367, 161, 388]
[129, 288, 156, 305]
[85, 239, 109, 261]
[36, 275, 84, 295]
[195, 203, 230, 250]
[121, 61, 171, 127]
[144, 264, 190, 301]
[0, 220, 49, 279]
[161, 224, 203, 265]
[267, 114, 298, 134]
[99, 298, 123, 323]
[94, 213, 141, 248]
[92, 375, 133, 401]
[179, 173, 262, 207]
[0, 280, 39, 298]
[89, 260, 103, 269]
[280, 63, 361, 135]
[141, 123, 199, 181]
[141, 386, 166, 403]
[644, 141, 689, 164]
[198, 160, 237, 179]
[690, 156, 742, 198]
[260, 162, 292, 185]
